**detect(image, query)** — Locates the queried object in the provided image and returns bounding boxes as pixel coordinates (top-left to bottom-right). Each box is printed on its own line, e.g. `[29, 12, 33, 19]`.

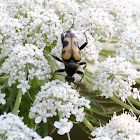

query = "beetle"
[51, 24, 88, 85]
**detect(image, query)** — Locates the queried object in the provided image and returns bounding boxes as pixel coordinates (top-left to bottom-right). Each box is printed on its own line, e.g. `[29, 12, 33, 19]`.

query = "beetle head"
[65, 75, 75, 85]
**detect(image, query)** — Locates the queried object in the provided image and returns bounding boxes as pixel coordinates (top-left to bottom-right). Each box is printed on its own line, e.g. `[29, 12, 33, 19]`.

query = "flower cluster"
[0, 0, 62, 55]
[0, 0, 139, 138]
[0, 44, 51, 94]
[93, 56, 140, 102]
[117, 24, 140, 63]
[50, 0, 140, 61]
[29, 80, 90, 135]
[0, 113, 41, 140]
[0, 0, 139, 85]
[91, 112, 140, 140]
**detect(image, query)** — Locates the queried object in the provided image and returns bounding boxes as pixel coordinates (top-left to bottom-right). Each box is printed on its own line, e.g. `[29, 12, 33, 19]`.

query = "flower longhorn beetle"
[51, 23, 88, 85]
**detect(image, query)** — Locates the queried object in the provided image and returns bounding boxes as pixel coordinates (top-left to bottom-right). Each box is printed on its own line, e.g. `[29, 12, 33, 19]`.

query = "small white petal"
[54, 121, 62, 128]
[43, 117, 47, 123]
[57, 127, 67, 135]
[35, 116, 42, 124]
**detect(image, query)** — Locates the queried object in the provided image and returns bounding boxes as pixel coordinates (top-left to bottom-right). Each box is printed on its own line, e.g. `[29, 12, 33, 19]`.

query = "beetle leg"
[50, 54, 63, 63]
[79, 62, 87, 69]
[61, 33, 64, 45]
[76, 70, 84, 84]
[79, 31, 88, 50]
[69, 19, 75, 29]
[84, 30, 88, 42]
[51, 69, 65, 80]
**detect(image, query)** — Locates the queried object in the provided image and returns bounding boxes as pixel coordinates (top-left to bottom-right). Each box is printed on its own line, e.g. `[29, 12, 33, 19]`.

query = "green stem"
[12, 89, 23, 115]
[109, 96, 140, 114]
[128, 96, 140, 107]
[67, 133, 71, 140]
[83, 117, 95, 131]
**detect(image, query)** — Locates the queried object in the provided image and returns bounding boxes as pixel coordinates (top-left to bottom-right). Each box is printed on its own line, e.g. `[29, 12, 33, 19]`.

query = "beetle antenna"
[72, 81, 106, 114]
[69, 19, 75, 29]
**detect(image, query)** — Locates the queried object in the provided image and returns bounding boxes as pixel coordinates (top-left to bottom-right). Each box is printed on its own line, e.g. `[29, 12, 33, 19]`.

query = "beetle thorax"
[64, 60, 79, 77]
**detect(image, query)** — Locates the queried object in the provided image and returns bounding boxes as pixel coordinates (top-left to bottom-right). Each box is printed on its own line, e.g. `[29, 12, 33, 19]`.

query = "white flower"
[50, 0, 140, 61]
[91, 112, 140, 140]
[93, 56, 140, 102]
[35, 110, 48, 124]
[29, 80, 90, 134]
[0, 113, 40, 140]
[117, 24, 140, 62]
[72, 107, 85, 122]
[0, 0, 140, 77]
[1, 44, 51, 93]
[54, 118, 73, 135]
[0, 0, 139, 62]
[17, 79, 30, 94]
[0, 0, 62, 55]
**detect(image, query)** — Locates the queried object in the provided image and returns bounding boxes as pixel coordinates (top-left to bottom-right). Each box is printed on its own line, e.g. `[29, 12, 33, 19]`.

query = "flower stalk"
[67, 133, 71, 140]
[12, 89, 23, 115]
[128, 97, 140, 107]
[109, 96, 140, 114]
[83, 117, 95, 131]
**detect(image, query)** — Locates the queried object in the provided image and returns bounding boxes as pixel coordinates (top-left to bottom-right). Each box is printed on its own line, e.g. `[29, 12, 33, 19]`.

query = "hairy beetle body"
[62, 30, 81, 62]
[65, 60, 79, 76]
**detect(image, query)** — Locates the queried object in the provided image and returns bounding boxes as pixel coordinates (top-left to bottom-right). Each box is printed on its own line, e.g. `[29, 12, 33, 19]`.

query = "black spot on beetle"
[74, 41, 78, 47]
[71, 33, 75, 38]
[65, 33, 70, 38]
[63, 41, 68, 48]
[62, 50, 66, 54]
